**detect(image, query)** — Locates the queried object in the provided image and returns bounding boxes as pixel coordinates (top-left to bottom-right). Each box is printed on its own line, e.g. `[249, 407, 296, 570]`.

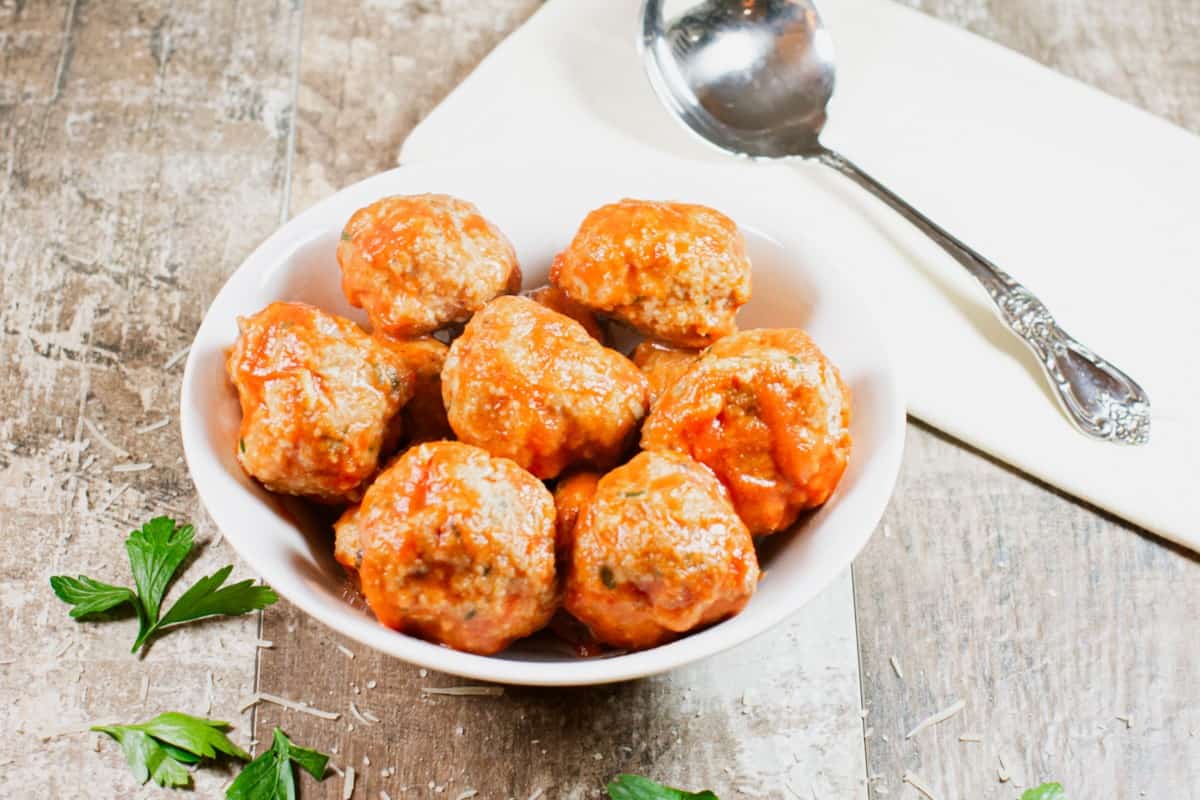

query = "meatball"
[442, 295, 650, 479]
[632, 341, 700, 406]
[336, 441, 557, 655]
[550, 199, 751, 347]
[226, 301, 414, 503]
[552, 470, 600, 567]
[374, 335, 452, 444]
[525, 285, 607, 344]
[564, 450, 759, 650]
[641, 328, 851, 536]
[338, 194, 521, 337]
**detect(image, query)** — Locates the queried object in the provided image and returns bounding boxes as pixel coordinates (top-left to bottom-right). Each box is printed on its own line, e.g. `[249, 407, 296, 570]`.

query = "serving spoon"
[640, 0, 1150, 444]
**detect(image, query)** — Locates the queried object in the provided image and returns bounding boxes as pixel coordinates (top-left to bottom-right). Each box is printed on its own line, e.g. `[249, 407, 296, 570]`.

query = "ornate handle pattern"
[817, 148, 1150, 445]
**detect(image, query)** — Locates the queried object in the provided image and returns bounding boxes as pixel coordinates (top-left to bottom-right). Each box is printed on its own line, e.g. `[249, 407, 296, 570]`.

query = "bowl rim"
[179, 161, 906, 686]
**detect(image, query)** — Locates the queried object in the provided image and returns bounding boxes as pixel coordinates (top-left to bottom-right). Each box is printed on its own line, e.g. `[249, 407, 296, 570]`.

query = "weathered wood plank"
[0, 0, 299, 795]
[853, 4, 1200, 797]
[854, 425, 1200, 799]
[285, 0, 545, 216]
[899, 0, 1200, 132]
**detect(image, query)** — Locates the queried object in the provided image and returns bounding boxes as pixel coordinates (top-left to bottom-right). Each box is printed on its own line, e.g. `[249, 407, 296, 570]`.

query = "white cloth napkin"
[401, 0, 1200, 552]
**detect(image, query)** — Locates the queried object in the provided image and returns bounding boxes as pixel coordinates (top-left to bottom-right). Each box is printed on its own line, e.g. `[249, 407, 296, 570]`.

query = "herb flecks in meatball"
[374, 335, 452, 444]
[338, 194, 521, 337]
[565, 450, 759, 650]
[641, 328, 851, 535]
[442, 295, 649, 480]
[550, 199, 751, 347]
[227, 301, 414, 503]
[337, 441, 557, 655]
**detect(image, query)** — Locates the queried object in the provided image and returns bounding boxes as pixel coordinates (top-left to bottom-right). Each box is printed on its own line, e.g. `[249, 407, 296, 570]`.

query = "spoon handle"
[816, 148, 1150, 445]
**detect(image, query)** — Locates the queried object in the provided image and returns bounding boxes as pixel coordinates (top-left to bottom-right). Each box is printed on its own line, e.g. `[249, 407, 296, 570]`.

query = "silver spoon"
[640, 0, 1150, 445]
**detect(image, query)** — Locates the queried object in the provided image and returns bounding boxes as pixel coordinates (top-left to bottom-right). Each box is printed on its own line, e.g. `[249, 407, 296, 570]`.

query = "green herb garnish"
[51, 516, 278, 653]
[600, 565, 617, 589]
[1021, 784, 1066, 800]
[607, 775, 718, 800]
[226, 727, 330, 799]
[92, 712, 250, 789]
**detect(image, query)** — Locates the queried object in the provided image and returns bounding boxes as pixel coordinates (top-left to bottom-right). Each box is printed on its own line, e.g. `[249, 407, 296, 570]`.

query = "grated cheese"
[889, 655, 904, 680]
[54, 639, 75, 659]
[527, 789, 544, 800]
[205, 671, 214, 714]
[336, 644, 356, 659]
[350, 702, 373, 725]
[382, 793, 393, 800]
[366, 680, 377, 689]
[455, 792, 478, 800]
[135, 418, 170, 434]
[362, 709, 380, 724]
[82, 418, 130, 459]
[902, 772, 939, 800]
[239, 692, 341, 720]
[905, 699, 965, 739]
[256, 639, 274, 648]
[95, 483, 129, 515]
[420, 686, 503, 697]
[163, 345, 191, 370]
[112, 462, 153, 473]
[958, 733, 983, 743]
[139, 675, 150, 704]
[343, 766, 356, 799]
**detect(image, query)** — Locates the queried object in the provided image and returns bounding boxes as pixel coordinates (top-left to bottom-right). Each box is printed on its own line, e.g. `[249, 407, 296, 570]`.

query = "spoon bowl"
[642, 0, 834, 156]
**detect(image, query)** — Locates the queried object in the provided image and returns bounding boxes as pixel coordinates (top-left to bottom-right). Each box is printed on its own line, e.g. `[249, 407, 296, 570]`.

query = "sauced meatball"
[525, 285, 607, 344]
[335, 441, 557, 655]
[564, 450, 759, 650]
[227, 301, 414, 503]
[552, 471, 600, 567]
[442, 295, 650, 479]
[641, 329, 851, 536]
[632, 341, 700, 406]
[550, 199, 751, 347]
[374, 335, 452, 444]
[338, 194, 521, 337]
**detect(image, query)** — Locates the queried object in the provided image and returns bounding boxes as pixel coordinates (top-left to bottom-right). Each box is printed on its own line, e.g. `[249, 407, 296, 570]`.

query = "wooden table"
[2, 1, 1198, 797]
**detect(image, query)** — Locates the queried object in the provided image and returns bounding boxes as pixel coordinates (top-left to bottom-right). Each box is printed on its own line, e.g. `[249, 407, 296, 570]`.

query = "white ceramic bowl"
[180, 163, 905, 686]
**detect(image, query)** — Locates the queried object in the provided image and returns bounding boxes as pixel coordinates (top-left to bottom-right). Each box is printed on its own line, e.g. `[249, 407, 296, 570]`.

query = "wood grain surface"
[1, 0, 1197, 798]
[0, 0, 300, 796]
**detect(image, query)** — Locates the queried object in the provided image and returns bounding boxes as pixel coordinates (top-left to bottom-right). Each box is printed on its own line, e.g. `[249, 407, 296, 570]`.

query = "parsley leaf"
[49, 575, 137, 618]
[92, 713, 249, 789]
[155, 565, 279, 632]
[50, 515, 278, 653]
[133, 712, 251, 761]
[226, 728, 330, 800]
[1021, 784, 1066, 800]
[126, 516, 195, 623]
[607, 775, 720, 800]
